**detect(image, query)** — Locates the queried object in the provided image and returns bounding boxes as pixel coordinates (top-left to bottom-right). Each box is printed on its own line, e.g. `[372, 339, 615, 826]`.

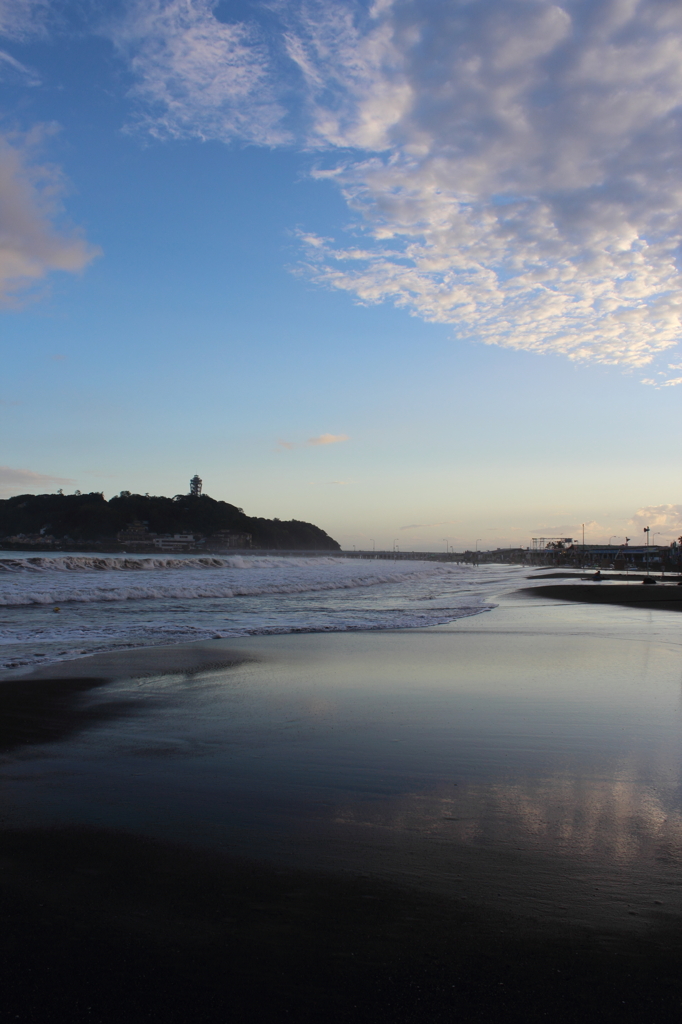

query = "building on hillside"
[208, 530, 252, 550]
[153, 534, 198, 552]
[116, 521, 156, 549]
[190, 475, 202, 497]
[5, 533, 56, 547]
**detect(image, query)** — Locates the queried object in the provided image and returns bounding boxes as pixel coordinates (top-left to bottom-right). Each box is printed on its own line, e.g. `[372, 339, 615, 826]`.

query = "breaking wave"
[0, 555, 522, 673]
[0, 555, 322, 574]
[0, 555, 449, 608]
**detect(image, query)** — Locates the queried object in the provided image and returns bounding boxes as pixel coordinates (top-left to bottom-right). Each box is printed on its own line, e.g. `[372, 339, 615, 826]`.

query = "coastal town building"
[208, 530, 252, 550]
[5, 533, 56, 547]
[116, 521, 156, 549]
[153, 534, 198, 552]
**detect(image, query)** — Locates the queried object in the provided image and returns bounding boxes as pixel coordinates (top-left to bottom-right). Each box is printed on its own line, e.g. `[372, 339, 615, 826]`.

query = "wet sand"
[2, 593, 682, 1021]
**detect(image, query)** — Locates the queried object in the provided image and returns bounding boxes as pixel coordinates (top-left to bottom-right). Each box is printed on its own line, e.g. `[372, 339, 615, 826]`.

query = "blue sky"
[1, 0, 681, 549]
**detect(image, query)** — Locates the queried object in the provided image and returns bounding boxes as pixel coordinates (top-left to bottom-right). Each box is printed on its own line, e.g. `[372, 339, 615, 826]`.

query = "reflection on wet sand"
[332, 768, 682, 864]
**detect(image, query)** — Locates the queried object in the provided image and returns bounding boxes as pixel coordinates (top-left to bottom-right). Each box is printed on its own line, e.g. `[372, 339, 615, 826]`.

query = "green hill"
[0, 491, 340, 552]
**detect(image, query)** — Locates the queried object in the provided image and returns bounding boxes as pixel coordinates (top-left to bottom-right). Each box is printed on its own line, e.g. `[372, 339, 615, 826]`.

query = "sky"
[1, 0, 681, 551]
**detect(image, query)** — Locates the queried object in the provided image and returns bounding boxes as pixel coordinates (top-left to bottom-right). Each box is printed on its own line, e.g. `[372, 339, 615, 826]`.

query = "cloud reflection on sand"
[332, 767, 682, 867]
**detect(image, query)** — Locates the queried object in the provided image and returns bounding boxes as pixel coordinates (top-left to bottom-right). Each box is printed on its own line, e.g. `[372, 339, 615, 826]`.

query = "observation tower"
[189, 474, 202, 497]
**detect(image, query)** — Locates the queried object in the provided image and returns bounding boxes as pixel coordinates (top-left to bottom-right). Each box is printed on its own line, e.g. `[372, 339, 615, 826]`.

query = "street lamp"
[442, 538, 449, 554]
[643, 526, 650, 576]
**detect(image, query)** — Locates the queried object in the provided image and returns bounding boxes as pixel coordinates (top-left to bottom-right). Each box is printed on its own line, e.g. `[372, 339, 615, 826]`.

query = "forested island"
[0, 491, 341, 552]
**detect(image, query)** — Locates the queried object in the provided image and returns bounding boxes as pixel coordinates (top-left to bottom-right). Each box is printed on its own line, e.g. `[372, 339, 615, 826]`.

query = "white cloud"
[628, 504, 682, 538]
[112, 0, 289, 145]
[293, 0, 682, 368]
[0, 131, 99, 304]
[641, 375, 682, 387]
[0, 465, 75, 496]
[285, 0, 412, 150]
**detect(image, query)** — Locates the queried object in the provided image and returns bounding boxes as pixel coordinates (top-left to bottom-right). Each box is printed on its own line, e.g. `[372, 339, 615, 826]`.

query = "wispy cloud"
[0, 465, 75, 496]
[307, 432, 349, 446]
[284, 0, 411, 151]
[0, 0, 50, 41]
[0, 130, 99, 304]
[111, 0, 289, 145]
[0, 49, 40, 85]
[399, 520, 457, 531]
[277, 432, 350, 450]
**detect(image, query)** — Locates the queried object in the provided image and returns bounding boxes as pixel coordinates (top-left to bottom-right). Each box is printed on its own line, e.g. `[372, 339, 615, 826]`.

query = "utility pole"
[582, 523, 585, 568]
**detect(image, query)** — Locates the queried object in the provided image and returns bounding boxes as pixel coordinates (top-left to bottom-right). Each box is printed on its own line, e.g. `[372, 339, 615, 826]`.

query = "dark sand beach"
[524, 574, 682, 611]
[2, 591, 682, 1022]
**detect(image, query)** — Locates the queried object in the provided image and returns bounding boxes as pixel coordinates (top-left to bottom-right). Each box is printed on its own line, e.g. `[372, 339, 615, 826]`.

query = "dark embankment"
[2, 825, 682, 1024]
[524, 584, 682, 610]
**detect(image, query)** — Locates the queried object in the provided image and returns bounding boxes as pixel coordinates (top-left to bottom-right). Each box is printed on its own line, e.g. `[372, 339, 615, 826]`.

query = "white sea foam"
[0, 556, 449, 607]
[0, 554, 326, 574]
[0, 555, 527, 672]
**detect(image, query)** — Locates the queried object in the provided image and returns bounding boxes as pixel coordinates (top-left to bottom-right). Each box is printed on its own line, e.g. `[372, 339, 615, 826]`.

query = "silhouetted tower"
[190, 474, 202, 498]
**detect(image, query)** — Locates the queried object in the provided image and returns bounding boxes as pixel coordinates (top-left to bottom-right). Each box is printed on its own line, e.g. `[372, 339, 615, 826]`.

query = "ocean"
[0, 553, 531, 673]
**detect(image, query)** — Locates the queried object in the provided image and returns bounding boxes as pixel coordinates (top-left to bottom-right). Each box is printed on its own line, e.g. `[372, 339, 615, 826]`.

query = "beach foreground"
[2, 592, 682, 1021]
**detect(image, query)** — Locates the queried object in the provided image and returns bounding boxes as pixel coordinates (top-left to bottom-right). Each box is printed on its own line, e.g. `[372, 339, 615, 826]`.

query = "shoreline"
[0, 642, 254, 753]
